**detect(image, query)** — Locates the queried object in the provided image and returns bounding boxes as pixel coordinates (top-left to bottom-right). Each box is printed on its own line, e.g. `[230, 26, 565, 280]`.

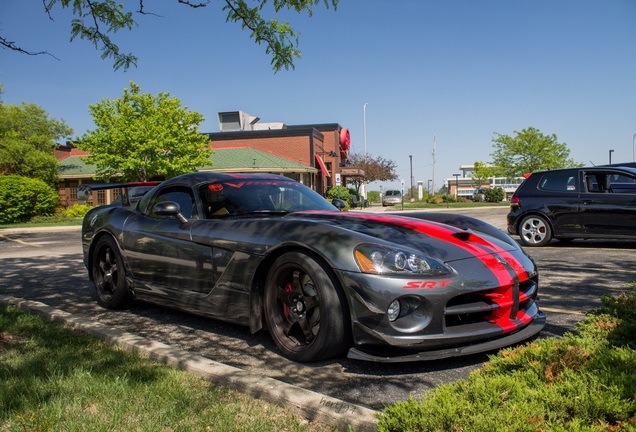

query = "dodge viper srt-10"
[81, 172, 545, 363]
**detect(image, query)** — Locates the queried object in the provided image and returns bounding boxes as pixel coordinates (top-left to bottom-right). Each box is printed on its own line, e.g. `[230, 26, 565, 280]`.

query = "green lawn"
[0, 304, 334, 431]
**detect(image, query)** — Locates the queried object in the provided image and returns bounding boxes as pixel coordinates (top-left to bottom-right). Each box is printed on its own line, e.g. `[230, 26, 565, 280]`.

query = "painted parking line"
[0, 233, 44, 248]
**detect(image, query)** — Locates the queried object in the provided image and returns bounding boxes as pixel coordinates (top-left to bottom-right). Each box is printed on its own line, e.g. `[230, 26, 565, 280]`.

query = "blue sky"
[2, 0, 635, 191]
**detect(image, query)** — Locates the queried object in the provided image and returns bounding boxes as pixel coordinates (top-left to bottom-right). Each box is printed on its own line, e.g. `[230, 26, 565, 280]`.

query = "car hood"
[291, 211, 522, 264]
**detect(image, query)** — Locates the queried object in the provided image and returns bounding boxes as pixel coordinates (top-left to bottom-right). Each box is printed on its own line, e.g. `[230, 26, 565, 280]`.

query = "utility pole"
[431, 135, 436, 195]
[409, 155, 413, 199]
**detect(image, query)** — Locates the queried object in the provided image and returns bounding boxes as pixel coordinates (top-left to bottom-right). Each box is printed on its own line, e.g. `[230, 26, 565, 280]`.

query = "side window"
[538, 172, 578, 192]
[609, 173, 636, 194]
[149, 187, 195, 219]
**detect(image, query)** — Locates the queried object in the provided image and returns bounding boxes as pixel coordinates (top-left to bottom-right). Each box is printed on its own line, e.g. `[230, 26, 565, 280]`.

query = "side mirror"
[331, 199, 346, 211]
[153, 201, 188, 224]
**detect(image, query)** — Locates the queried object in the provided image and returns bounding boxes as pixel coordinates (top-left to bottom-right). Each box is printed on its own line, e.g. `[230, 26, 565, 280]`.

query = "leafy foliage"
[0, 175, 59, 224]
[472, 161, 494, 187]
[62, 203, 93, 218]
[491, 127, 582, 178]
[6, 1, 338, 72]
[76, 81, 212, 182]
[345, 152, 398, 195]
[366, 190, 380, 203]
[326, 186, 350, 210]
[0, 100, 73, 184]
[377, 283, 636, 432]
[483, 186, 504, 202]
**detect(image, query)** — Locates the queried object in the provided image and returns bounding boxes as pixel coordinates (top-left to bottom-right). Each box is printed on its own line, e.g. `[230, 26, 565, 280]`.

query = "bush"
[377, 283, 636, 431]
[483, 186, 504, 202]
[326, 186, 351, 210]
[0, 175, 59, 224]
[367, 190, 380, 203]
[63, 203, 93, 218]
[427, 195, 444, 204]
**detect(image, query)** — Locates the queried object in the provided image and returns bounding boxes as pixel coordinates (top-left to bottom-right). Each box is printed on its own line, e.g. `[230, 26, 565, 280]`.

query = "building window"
[97, 190, 106, 205]
[68, 182, 78, 205]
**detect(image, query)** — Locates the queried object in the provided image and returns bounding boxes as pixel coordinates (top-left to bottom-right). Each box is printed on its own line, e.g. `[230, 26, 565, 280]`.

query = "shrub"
[377, 283, 636, 431]
[63, 203, 93, 218]
[427, 195, 444, 205]
[483, 186, 504, 202]
[367, 190, 380, 203]
[0, 175, 59, 224]
[326, 186, 350, 201]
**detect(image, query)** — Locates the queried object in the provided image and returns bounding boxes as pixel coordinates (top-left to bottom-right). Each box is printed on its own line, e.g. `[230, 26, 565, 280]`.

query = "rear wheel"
[264, 251, 349, 362]
[92, 236, 131, 309]
[519, 215, 552, 247]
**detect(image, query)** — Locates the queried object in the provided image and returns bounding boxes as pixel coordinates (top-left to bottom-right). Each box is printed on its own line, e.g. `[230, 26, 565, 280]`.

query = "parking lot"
[1, 206, 634, 411]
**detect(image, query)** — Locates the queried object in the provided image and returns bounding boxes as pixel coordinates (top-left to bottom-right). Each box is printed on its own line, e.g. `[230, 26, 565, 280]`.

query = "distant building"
[446, 164, 524, 201]
[55, 111, 357, 207]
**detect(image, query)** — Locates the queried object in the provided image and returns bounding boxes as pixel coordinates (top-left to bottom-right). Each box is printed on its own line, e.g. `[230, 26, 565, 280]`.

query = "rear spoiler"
[77, 181, 161, 206]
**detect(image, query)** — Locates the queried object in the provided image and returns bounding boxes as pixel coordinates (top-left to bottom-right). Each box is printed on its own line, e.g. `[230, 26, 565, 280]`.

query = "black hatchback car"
[507, 166, 636, 246]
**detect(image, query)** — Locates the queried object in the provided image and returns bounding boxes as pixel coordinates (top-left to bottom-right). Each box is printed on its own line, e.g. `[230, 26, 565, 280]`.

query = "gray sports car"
[82, 172, 545, 362]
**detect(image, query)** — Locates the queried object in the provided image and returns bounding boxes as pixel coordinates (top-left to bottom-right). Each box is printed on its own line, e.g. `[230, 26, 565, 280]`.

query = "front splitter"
[347, 312, 546, 363]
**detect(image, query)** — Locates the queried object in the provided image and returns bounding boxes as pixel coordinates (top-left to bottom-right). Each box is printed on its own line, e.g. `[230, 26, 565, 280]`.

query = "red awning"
[315, 154, 330, 177]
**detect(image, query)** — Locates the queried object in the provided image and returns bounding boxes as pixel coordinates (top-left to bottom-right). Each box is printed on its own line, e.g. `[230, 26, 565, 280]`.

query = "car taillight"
[510, 195, 520, 205]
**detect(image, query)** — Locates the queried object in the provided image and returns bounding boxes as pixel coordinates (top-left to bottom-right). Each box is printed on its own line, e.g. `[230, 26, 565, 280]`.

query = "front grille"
[445, 277, 538, 329]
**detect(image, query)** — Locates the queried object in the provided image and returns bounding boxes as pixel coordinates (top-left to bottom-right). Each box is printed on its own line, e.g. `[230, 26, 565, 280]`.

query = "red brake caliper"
[282, 282, 293, 318]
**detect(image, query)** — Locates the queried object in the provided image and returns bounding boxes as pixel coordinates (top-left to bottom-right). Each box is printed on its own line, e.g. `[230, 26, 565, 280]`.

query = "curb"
[0, 295, 379, 431]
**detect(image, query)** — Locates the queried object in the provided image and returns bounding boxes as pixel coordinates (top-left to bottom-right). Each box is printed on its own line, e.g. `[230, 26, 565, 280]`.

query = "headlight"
[354, 244, 452, 276]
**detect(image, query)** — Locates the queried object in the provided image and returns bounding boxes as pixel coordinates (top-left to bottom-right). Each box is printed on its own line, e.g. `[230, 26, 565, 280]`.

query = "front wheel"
[519, 215, 552, 247]
[92, 236, 131, 309]
[263, 251, 349, 362]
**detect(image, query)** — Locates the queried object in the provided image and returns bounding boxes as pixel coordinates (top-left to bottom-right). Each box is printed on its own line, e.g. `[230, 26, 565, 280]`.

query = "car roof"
[158, 172, 292, 188]
[528, 165, 636, 177]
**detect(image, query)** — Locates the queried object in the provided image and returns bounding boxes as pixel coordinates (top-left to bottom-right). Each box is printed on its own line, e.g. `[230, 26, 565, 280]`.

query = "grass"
[0, 303, 334, 432]
[0, 214, 83, 229]
[377, 283, 636, 432]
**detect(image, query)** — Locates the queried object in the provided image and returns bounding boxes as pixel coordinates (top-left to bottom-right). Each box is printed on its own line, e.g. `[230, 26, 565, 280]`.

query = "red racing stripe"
[301, 211, 530, 332]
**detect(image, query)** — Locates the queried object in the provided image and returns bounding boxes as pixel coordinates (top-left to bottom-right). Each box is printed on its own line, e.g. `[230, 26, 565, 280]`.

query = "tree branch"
[0, 36, 60, 61]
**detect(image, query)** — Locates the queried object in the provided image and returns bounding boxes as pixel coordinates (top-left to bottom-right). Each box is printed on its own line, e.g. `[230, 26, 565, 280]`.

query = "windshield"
[199, 179, 336, 218]
[385, 190, 401, 196]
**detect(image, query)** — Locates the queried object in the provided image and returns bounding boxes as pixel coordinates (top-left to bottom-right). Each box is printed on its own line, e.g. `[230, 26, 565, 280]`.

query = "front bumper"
[337, 244, 543, 362]
[347, 311, 545, 362]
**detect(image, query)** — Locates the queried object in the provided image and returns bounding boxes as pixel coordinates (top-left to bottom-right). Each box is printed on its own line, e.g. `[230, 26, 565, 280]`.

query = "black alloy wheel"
[92, 236, 131, 309]
[264, 251, 349, 362]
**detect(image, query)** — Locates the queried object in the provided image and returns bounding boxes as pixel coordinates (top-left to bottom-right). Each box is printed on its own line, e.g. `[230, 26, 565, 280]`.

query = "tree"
[3, 0, 338, 72]
[345, 152, 398, 195]
[76, 81, 212, 182]
[471, 161, 494, 188]
[490, 127, 581, 178]
[0, 97, 73, 184]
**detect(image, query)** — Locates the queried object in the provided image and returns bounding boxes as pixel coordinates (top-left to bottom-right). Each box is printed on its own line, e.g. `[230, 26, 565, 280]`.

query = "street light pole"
[609, 149, 614, 164]
[362, 103, 368, 199]
[409, 155, 413, 199]
[633, 133, 636, 162]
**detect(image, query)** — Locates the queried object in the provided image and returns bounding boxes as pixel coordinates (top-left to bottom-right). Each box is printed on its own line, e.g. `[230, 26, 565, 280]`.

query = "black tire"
[92, 236, 131, 309]
[263, 251, 349, 362]
[518, 215, 552, 247]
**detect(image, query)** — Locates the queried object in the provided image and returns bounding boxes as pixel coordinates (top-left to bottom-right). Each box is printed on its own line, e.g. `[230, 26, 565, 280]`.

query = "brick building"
[55, 111, 358, 207]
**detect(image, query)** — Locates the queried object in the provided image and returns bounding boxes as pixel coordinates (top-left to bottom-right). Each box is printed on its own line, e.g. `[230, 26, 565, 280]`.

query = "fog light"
[387, 299, 401, 322]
